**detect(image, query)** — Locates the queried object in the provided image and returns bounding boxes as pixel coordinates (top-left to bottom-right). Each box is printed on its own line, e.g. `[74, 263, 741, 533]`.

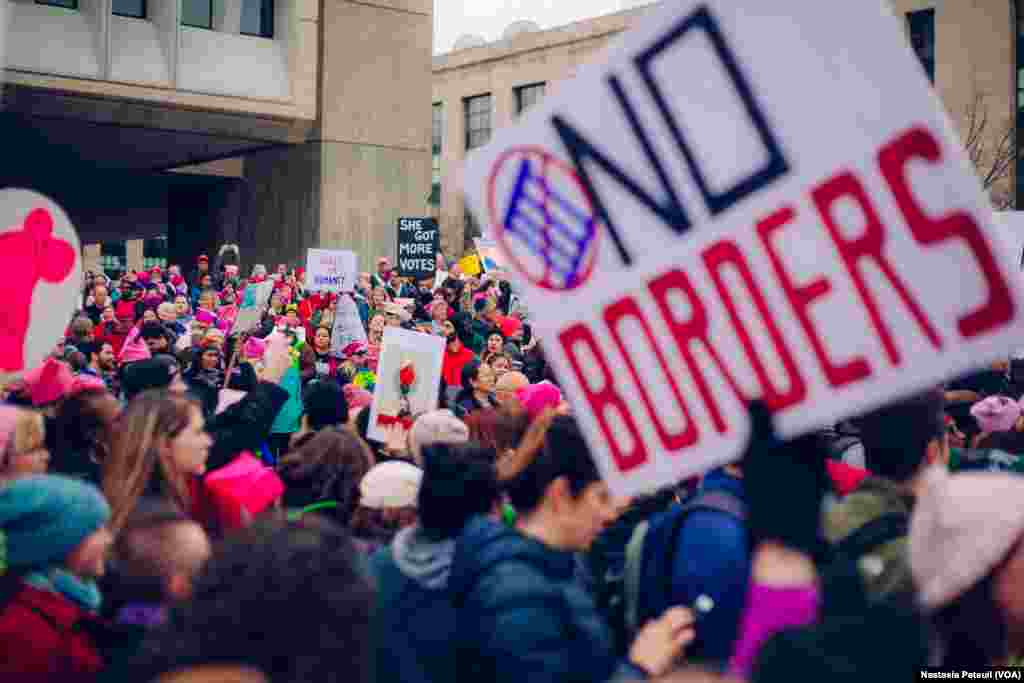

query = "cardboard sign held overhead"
[474, 236, 506, 275]
[330, 294, 368, 357]
[305, 249, 357, 293]
[462, 0, 1024, 495]
[367, 327, 445, 442]
[397, 217, 440, 281]
[0, 189, 82, 379]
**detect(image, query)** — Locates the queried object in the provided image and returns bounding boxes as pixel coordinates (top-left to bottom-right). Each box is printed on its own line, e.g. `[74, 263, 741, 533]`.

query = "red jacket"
[0, 581, 105, 681]
[442, 345, 476, 389]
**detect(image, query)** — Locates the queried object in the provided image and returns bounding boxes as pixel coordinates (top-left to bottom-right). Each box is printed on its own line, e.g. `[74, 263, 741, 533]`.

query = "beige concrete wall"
[433, 1, 1019, 249]
[317, 0, 433, 267]
[82, 244, 102, 276]
[890, 0, 1016, 206]
[430, 6, 649, 254]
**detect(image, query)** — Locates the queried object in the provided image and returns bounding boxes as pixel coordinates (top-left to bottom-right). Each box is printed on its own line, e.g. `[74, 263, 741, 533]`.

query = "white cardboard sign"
[305, 249, 357, 293]
[462, 0, 1024, 495]
[367, 327, 445, 443]
[330, 294, 368, 357]
[0, 189, 82, 379]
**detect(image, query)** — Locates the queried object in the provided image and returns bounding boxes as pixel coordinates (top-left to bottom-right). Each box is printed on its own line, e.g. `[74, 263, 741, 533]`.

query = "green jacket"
[823, 476, 915, 603]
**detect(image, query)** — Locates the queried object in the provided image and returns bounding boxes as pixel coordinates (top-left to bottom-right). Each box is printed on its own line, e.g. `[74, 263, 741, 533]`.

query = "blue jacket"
[450, 516, 644, 683]
[640, 469, 749, 665]
[368, 526, 459, 683]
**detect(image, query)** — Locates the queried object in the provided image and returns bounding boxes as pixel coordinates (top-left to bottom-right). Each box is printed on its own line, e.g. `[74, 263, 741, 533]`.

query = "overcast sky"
[433, 0, 649, 54]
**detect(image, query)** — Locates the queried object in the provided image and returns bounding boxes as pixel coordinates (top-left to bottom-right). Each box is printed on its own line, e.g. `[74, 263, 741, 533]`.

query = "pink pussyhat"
[971, 395, 1021, 433]
[22, 358, 74, 406]
[515, 381, 564, 419]
[119, 334, 152, 364]
[243, 336, 268, 360]
[194, 309, 216, 326]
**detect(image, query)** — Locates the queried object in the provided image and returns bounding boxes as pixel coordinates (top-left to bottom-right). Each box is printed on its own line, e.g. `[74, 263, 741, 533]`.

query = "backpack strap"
[623, 520, 649, 637]
[833, 512, 908, 561]
[659, 490, 746, 608]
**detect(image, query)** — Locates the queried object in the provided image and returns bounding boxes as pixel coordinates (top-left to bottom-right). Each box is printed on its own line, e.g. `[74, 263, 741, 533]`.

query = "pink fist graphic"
[0, 208, 76, 372]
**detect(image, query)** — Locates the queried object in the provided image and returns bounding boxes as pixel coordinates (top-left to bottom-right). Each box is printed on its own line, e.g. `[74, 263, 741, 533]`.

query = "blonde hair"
[104, 391, 199, 534]
[1, 408, 45, 472]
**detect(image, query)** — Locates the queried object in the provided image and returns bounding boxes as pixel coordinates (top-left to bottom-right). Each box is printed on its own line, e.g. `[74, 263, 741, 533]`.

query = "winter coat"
[823, 475, 916, 603]
[0, 579, 107, 681]
[442, 346, 475, 389]
[205, 381, 290, 471]
[369, 526, 461, 683]
[450, 516, 644, 683]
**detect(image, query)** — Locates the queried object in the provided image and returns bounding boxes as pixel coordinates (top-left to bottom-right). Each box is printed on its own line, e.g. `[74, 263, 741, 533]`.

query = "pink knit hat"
[970, 395, 1021, 433]
[910, 470, 1024, 609]
[516, 381, 563, 419]
[22, 358, 74, 406]
[243, 337, 268, 360]
[194, 309, 216, 326]
[119, 334, 152, 364]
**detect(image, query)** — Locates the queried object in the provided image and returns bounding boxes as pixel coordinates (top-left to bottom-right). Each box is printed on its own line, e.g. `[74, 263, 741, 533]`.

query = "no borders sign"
[306, 249, 357, 293]
[397, 217, 439, 280]
[0, 189, 82, 379]
[462, 0, 1024, 496]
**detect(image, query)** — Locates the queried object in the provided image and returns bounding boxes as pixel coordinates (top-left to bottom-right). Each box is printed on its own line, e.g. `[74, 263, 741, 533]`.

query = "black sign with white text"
[396, 217, 439, 280]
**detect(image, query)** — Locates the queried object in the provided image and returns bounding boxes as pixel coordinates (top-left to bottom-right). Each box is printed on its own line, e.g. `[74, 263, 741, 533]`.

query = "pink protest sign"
[0, 190, 82, 379]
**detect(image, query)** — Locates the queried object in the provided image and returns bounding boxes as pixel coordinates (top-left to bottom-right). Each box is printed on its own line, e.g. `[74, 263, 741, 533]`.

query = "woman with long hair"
[103, 391, 212, 534]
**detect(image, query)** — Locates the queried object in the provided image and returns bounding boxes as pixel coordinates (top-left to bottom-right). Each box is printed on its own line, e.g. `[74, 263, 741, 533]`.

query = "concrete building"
[431, 1, 1022, 254]
[5, 0, 432, 276]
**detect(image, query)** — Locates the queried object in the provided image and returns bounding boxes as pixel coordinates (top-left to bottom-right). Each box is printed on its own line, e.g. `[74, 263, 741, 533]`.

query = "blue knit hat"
[0, 475, 110, 570]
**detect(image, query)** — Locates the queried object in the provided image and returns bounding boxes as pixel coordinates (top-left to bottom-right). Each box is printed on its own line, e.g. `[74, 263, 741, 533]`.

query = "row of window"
[35, 0, 274, 37]
[430, 82, 546, 208]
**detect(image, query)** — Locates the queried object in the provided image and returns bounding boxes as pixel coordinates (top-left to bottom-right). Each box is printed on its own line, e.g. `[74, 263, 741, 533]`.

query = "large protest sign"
[233, 279, 276, 334]
[305, 249, 357, 293]
[367, 327, 445, 442]
[462, 1, 1024, 495]
[0, 189, 82, 380]
[330, 295, 368, 357]
[396, 217, 439, 280]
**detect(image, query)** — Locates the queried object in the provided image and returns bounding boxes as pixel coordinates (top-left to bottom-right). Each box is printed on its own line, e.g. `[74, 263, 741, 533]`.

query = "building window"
[182, 0, 213, 29]
[35, 0, 77, 8]
[906, 9, 935, 83]
[100, 241, 127, 278]
[241, 0, 274, 38]
[112, 0, 145, 18]
[143, 237, 168, 271]
[431, 103, 443, 206]
[515, 82, 546, 115]
[464, 94, 492, 151]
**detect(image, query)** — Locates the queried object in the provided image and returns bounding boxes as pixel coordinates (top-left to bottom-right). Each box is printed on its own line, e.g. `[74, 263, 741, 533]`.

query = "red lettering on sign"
[648, 269, 746, 434]
[757, 206, 871, 387]
[558, 323, 648, 472]
[879, 127, 1014, 339]
[814, 170, 942, 366]
[702, 240, 807, 411]
[604, 296, 699, 451]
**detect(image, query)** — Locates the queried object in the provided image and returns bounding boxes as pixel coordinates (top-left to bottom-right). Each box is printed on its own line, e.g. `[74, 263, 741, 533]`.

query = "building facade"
[431, 1, 1021, 255]
[7, 0, 432, 276]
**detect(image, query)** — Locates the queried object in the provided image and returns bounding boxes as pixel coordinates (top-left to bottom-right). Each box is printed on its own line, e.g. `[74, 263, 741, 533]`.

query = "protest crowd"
[0, 236, 1023, 683]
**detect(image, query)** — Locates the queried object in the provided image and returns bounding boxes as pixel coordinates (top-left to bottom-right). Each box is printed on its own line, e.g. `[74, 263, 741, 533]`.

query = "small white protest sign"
[305, 249, 357, 293]
[331, 295, 368, 357]
[462, 0, 1024, 495]
[0, 189, 82, 380]
[367, 327, 445, 443]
